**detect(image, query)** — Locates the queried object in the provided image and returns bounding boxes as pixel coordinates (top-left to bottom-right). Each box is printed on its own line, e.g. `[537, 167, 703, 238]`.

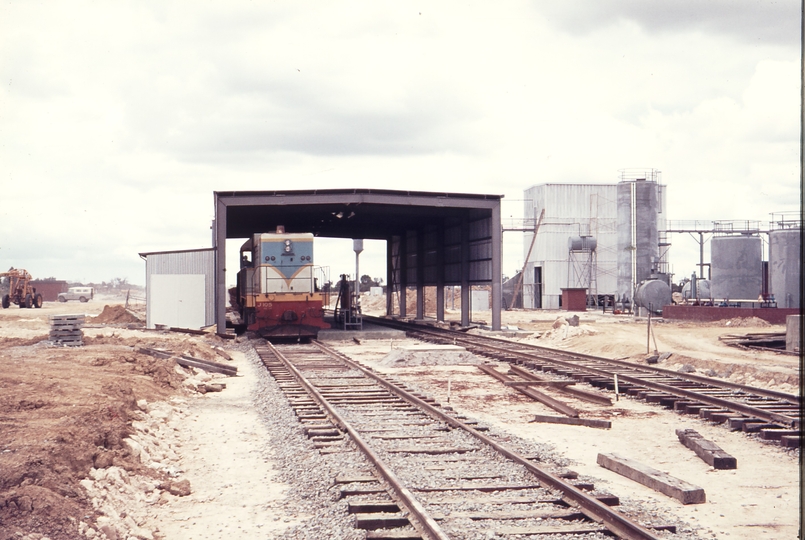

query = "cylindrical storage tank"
[616, 179, 660, 303]
[616, 182, 633, 302]
[681, 279, 711, 300]
[769, 228, 801, 308]
[710, 235, 762, 300]
[634, 279, 672, 314]
[568, 236, 597, 252]
[633, 180, 659, 284]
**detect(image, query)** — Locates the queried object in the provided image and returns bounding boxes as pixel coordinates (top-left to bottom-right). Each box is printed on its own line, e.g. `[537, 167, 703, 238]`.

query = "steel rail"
[366, 315, 799, 405]
[448, 331, 799, 428]
[261, 342, 451, 540]
[507, 341, 800, 405]
[313, 340, 663, 540]
[367, 317, 799, 427]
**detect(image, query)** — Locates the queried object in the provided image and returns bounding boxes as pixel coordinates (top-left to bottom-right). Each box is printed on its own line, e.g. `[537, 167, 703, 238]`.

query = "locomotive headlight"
[284, 240, 292, 253]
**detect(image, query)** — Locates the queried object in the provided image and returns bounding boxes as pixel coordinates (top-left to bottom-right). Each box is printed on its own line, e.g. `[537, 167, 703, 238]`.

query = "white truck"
[58, 287, 94, 303]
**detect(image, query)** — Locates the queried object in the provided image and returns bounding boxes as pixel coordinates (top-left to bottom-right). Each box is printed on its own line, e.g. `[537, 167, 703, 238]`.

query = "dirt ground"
[0, 296, 250, 540]
[0, 294, 800, 540]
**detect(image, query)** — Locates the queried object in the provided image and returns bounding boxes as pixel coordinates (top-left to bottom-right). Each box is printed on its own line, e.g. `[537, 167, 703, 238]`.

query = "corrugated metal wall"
[143, 249, 215, 327]
[523, 184, 619, 309]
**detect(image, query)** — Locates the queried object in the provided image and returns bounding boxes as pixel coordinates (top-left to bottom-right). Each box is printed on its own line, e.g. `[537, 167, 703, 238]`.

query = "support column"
[436, 223, 445, 322]
[461, 217, 471, 327]
[416, 229, 425, 320]
[399, 233, 407, 318]
[386, 236, 395, 317]
[491, 204, 502, 331]
[214, 197, 227, 333]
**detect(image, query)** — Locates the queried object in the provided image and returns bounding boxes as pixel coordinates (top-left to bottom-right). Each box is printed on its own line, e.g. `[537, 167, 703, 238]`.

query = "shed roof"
[215, 188, 503, 240]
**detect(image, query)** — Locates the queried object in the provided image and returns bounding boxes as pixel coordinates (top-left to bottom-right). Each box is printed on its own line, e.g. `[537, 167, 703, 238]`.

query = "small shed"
[561, 288, 588, 312]
[139, 248, 215, 330]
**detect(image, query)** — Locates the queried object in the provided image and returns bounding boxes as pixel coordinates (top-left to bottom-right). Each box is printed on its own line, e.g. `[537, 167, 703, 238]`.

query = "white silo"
[769, 226, 800, 308]
[710, 234, 763, 301]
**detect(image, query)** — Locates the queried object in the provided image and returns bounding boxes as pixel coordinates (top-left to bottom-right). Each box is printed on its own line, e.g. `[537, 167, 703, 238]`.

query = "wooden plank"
[529, 414, 611, 430]
[597, 452, 706, 504]
[428, 495, 560, 505]
[414, 484, 542, 493]
[497, 525, 608, 536]
[503, 381, 576, 387]
[758, 428, 800, 441]
[138, 347, 238, 376]
[339, 486, 386, 497]
[444, 473, 504, 480]
[347, 501, 400, 514]
[365, 530, 422, 540]
[432, 508, 584, 521]
[781, 435, 801, 448]
[386, 446, 475, 454]
[335, 475, 377, 484]
[354, 513, 410, 530]
[675, 428, 737, 470]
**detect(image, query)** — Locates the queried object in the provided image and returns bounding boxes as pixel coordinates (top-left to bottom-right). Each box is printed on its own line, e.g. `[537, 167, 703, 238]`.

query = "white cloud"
[0, 1, 799, 284]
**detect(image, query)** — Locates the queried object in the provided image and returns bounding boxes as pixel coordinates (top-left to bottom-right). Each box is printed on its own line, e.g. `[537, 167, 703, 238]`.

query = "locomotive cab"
[235, 229, 330, 339]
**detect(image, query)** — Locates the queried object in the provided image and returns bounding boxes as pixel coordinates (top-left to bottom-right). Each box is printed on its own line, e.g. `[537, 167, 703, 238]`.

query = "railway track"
[253, 339, 678, 540]
[363, 316, 801, 446]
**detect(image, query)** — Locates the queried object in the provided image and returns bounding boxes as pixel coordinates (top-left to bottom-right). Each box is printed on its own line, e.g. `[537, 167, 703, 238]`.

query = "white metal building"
[139, 248, 216, 329]
[522, 177, 668, 310]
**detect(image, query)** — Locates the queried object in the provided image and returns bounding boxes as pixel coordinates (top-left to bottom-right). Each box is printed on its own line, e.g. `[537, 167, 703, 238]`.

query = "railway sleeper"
[727, 417, 764, 431]
[347, 501, 401, 514]
[674, 401, 706, 414]
[781, 435, 800, 448]
[698, 408, 730, 421]
[743, 422, 781, 433]
[305, 427, 341, 437]
[659, 396, 683, 408]
[758, 428, 801, 441]
[354, 513, 412, 530]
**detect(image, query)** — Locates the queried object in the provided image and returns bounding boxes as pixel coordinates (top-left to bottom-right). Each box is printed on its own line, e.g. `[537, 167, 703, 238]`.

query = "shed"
[214, 189, 503, 331]
[138, 248, 215, 330]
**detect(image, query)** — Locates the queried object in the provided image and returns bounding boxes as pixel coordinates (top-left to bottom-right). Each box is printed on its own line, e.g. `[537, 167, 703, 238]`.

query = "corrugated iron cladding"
[144, 249, 215, 326]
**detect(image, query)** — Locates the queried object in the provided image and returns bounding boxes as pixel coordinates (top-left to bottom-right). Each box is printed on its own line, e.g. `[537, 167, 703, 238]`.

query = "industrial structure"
[213, 189, 503, 332]
[664, 212, 801, 309]
[139, 248, 216, 329]
[522, 169, 668, 310]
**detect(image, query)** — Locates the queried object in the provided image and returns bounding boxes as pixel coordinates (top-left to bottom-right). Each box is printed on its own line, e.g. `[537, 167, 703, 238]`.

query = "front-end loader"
[1, 269, 43, 308]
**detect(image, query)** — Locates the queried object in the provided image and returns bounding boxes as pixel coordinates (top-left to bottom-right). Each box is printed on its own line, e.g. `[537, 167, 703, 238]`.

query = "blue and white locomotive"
[235, 228, 330, 338]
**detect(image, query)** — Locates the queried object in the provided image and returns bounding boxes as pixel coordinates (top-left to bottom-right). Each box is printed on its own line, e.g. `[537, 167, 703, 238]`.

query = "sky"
[1, 1, 800, 288]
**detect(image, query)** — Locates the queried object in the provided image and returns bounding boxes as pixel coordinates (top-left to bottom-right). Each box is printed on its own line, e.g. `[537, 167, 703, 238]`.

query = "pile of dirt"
[722, 317, 772, 327]
[379, 346, 480, 367]
[535, 316, 597, 342]
[88, 305, 141, 324]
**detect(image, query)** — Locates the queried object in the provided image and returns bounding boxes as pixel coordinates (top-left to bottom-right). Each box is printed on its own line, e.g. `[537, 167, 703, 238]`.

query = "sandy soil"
[0, 295, 800, 540]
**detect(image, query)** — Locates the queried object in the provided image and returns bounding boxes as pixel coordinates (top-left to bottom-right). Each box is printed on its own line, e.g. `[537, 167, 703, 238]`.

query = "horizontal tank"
[682, 279, 712, 300]
[634, 279, 672, 314]
[568, 236, 597, 252]
[710, 235, 762, 301]
[769, 228, 800, 308]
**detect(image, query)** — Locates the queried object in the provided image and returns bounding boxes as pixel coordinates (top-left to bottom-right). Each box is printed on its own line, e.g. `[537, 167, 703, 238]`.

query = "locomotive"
[234, 228, 330, 339]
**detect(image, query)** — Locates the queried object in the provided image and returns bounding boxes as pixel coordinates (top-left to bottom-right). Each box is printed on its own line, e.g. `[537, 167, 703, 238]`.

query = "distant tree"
[359, 275, 383, 292]
[111, 277, 129, 289]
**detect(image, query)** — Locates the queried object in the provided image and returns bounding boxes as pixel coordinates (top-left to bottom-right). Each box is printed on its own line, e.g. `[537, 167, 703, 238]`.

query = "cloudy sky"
[1, 1, 800, 287]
